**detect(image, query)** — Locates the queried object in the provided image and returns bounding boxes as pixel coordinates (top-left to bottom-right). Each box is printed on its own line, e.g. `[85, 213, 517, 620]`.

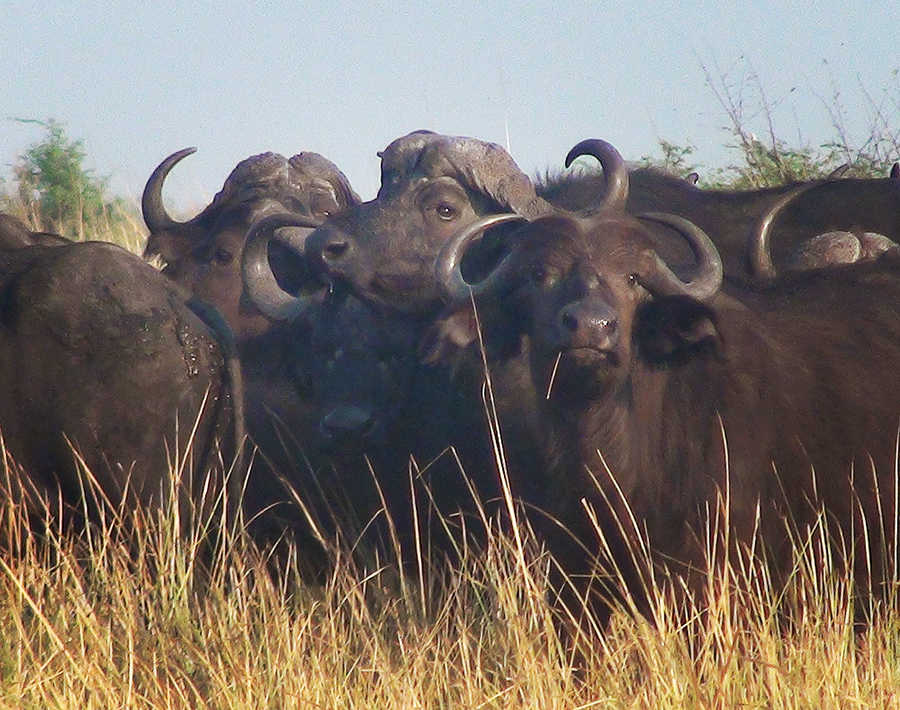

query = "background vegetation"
[638, 65, 900, 187]
[3, 67, 899, 253]
[0, 119, 142, 251]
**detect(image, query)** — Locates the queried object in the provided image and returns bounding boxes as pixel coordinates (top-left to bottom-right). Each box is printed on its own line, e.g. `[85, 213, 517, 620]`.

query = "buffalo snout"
[318, 404, 377, 444]
[307, 224, 355, 272]
[556, 300, 620, 352]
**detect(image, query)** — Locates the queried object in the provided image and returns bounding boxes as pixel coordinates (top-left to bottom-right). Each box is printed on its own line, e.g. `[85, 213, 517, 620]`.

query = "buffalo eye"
[213, 248, 233, 265]
[282, 196, 305, 213]
[310, 193, 339, 219]
[435, 202, 458, 221]
[531, 264, 558, 288]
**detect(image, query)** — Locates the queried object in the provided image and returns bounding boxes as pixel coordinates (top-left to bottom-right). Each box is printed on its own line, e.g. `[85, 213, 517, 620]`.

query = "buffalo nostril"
[322, 240, 349, 260]
[319, 405, 373, 441]
[561, 313, 579, 332]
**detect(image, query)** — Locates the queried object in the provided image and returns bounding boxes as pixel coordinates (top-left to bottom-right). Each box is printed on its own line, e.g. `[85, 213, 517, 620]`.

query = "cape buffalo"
[0, 240, 241, 534]
[143, 148, 360, 341]
[141, 149, 374, 558]
[435, 209, 900, 620]
[289, 130, 628, 314]
[242, 241, 502, 564]
[242, 131, 899, 581]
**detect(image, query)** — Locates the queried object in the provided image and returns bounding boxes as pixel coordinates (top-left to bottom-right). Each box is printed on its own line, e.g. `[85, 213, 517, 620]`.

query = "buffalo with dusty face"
[143, 148, 360, 341]
[436, 208, 900, 621]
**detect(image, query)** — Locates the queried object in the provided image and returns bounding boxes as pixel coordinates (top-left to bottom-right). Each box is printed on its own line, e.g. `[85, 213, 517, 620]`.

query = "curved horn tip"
[240, 212, 325, 322]
[747, 180, 827, 282]
[564, 138, 623, 168]
[637, 212, 723, 300]
[142, 147, 202, 232]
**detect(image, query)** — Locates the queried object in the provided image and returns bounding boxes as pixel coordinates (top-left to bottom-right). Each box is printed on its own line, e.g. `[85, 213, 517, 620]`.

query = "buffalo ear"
[420, 297, 526, 366]
[143, 229, 196, 264]
[420, 308, 481, 365]
[634, 295, 719, 364]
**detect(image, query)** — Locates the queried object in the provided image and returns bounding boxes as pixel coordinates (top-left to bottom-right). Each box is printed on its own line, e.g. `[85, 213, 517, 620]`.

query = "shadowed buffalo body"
[435, 209, 900, 620]
[0, 213, 72, 249]
[0, 240, 241, 532]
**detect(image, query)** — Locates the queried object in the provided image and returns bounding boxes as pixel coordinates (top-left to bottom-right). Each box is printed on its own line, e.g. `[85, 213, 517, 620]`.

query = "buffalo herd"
[3, 130, 900, 622]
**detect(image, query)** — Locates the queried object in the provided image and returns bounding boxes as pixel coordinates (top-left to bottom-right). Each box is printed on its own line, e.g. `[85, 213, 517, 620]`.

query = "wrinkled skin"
[0, 241, 239, 532]
[144, 150, 360, 341]
[440, 211, 900, 621]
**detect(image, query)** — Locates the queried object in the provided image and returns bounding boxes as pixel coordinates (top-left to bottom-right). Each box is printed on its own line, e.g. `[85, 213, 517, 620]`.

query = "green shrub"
[7, 119, 140, 245]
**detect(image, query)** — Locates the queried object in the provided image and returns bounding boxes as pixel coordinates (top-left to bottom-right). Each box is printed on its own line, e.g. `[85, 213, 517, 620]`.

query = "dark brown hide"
[0, 241, 238, 530]
[441, 211, 900, 619]
[546, 166, 900, 283]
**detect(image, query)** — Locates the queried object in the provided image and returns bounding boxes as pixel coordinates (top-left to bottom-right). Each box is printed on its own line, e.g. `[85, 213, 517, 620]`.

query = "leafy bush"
[6, 119, 139, 244]
[640, 66, 899, 189]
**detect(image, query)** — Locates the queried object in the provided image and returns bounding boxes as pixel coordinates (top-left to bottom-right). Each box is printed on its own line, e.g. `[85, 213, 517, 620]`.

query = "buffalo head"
[143, 148, 360, 340]
[246, 131, 629, 316]
[435, 210, 722, 398]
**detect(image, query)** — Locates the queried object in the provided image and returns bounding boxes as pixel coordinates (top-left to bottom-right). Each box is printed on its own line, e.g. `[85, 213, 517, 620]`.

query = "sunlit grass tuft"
[2, 449, 900, 708]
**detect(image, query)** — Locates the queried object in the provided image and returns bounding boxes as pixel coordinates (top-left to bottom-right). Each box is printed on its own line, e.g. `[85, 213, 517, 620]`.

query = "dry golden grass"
[2, 200, 148, 255]
[2, 464, 899, 710]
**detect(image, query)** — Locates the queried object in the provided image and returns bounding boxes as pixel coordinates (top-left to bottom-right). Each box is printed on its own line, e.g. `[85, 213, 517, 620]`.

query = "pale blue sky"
[2, 1, 897, 212]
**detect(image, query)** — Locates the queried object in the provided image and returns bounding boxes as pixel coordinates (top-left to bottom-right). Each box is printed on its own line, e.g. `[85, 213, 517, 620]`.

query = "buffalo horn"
[142, 147, 197, 233]
[564, 138, 630, 213]
[747, 180, 826, 281]
[435, 213, 529, 305]
[826, 163, 850, 179]
[637, 213, 723, 301]
[241, 212, 325, 322]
